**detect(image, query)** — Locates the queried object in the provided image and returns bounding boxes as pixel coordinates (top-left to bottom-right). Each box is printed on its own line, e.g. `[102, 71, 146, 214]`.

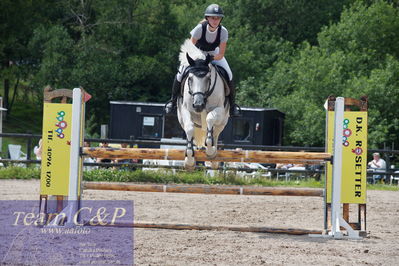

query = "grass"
[0, 165, 41, 179]
[0, 166, 323, 187]
[83, 168, 325, 188]
[367, 183, 399, 191]
[1, 166, 398, 191]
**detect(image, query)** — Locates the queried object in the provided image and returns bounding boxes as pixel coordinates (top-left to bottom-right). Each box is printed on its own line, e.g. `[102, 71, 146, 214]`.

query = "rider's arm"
[190, 38, 226, 61]
[214, 42, 226, 60]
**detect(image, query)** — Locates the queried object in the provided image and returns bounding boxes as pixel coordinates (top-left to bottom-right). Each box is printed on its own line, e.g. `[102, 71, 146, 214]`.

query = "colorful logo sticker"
[343, 128, 352, 137]
[55, 111, 67, 139]
[352, 147, 363, 155]
[343, 118, 350, 146]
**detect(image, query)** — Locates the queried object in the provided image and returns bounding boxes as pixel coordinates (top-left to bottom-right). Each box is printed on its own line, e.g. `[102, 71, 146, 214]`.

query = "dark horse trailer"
[109, 101, 284, 147]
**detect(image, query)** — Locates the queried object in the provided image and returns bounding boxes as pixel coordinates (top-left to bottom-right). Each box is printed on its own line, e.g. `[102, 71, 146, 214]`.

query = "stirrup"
[164, 100, 176, 114]
[230, 104, 241, 117]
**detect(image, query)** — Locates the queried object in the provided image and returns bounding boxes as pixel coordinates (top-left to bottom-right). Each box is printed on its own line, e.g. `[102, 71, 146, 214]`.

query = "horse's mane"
[179, 39, 206, 66]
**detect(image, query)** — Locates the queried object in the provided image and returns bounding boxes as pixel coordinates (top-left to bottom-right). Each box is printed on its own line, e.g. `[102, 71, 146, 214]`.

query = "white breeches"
[212, 57, 232, 81]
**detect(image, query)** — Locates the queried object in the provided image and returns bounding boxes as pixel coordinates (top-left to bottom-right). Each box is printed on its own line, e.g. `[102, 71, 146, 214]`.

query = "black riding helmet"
[204, 4, 224, 18]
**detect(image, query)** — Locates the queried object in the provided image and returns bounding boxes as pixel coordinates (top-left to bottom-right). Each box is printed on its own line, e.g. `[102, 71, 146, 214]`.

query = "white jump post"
[329, 97, 360, 239]
[310, 97, 361, 239]
[48, 88, 83, 227]
[66, 88, 83, 225]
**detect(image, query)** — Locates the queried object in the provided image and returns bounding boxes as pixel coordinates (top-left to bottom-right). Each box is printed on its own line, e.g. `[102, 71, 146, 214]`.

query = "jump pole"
[48, 88, 361, 239]
[82, 148, 331, 164]
[83, 182, 324, 197]
[86, 221, 322, 235]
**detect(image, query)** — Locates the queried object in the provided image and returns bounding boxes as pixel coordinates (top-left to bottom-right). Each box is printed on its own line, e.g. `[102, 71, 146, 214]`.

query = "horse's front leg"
[205, 107, 225, 158]
[205, 127, 216, 158]
[185, 137, 195, 170]
[182, 119, 196, 170]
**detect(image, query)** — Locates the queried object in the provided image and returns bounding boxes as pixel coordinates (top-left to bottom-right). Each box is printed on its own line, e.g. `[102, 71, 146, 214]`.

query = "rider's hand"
[206, 54, 215, 62]
[213, 54, 222, 60]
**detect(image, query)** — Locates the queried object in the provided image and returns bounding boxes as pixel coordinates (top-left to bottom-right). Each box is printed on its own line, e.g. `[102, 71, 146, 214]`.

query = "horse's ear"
[186, 53, 195, 66]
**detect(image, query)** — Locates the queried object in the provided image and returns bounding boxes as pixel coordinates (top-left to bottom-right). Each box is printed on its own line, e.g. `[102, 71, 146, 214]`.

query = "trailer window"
[233, 119, 252, 142]
[142, 116, 161, 138]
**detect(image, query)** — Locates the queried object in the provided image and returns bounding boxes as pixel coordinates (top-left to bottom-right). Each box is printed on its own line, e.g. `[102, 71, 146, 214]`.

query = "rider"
[165, 3, 240, 116]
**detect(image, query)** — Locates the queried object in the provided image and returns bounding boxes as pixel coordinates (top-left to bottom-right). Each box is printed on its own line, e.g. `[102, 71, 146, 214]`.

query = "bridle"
[187, 64, 218, 104]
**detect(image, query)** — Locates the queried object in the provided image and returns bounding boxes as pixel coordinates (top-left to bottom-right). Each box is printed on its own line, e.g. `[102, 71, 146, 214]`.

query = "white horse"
[176, 39, 230, 169]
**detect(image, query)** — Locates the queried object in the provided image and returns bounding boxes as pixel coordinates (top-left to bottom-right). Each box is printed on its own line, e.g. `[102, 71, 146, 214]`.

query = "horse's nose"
[193, 102, 205, 112]
[193, 95, 205, 112]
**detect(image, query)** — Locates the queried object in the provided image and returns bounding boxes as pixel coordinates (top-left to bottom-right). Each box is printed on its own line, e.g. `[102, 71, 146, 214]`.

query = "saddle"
[180, 64, 230, 97]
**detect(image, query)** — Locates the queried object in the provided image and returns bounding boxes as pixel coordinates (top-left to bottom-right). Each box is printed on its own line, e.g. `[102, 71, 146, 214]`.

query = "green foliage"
[319, 0, 399, 59]
[228, 28, 295, 84]
[83, 168, 325, 187]
[0, 165, 323, 187]
[367, 183, 399, 191]
[239, 0, 399, 147]
[230, 0, 353, 45]
[0, 166, 40, 179]
[84, 168, 244, 185]
[346, 55, 399, 147]
[1, 166, 398, 191]
[1, 0, 398, 148]
[29, 25, 75, 88]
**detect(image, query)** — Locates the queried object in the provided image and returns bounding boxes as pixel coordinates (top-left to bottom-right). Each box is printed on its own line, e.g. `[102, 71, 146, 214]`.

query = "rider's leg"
[227, 79, 240, 117]
[212, 58, 240, 116]
[212, 57, 233, 80]
[165, 66, 184, 114]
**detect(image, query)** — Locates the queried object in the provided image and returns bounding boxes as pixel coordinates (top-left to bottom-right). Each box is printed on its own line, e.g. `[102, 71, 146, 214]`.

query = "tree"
[0, 0, 60, 113]
[346, 56, 399, 148]
[230, 0, 354, 45]
[319, 0, 399, 60]
[237, 1, 399, 147]
[27, 0, 182, 135]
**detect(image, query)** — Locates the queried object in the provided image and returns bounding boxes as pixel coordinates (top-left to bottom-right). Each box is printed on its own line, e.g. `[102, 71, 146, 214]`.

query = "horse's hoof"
[209, 161, 219, 169]
[206, 147, 217, 159]
[185, 165, 195, 171]
[184, 157, 195, 170]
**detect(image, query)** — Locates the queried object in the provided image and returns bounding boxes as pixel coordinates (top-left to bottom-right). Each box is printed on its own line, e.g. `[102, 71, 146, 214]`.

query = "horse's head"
[186, 53, 213, 113]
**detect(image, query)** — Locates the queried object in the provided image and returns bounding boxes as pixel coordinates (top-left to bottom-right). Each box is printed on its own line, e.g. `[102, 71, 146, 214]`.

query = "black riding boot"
[165, 77, 181, 114]
[228, 80, 241, 117]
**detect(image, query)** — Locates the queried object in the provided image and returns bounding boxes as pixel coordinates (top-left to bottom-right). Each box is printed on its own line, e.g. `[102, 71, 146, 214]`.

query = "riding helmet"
[204, 4, 224, 18]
